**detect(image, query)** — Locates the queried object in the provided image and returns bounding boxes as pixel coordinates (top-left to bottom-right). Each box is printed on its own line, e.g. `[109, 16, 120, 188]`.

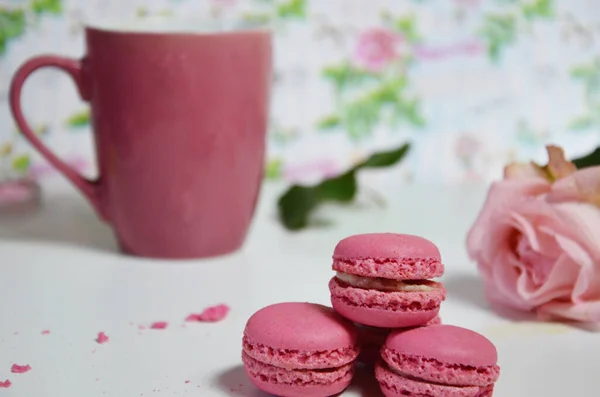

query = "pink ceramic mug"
[9, 19, 272, 259]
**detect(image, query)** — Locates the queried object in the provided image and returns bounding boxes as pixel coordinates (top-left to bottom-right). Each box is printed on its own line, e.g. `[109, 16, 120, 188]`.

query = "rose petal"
[509, 211, 562, 257]
[467, 179, 551, 261]
[553, 203, 600, 301]
[491, 252, 534, 310]
[548, 166, 600, 205]
[538, 300, 600, 323]
[518, 253, 580, 305]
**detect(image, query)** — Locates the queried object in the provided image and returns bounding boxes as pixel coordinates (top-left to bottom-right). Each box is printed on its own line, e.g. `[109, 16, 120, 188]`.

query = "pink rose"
[466, 145, 600, 325]
[353, 28, 401, 72]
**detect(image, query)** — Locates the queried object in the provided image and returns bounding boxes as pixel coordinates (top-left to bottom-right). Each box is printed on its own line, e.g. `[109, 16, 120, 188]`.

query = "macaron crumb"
[11, 364, 31, 374]
[0, 380, 11, 388]
[41, 330, 50, 335]
[96, 332, 109, 344]
[150, 322, 169, 330]
[186, 304, 230, 322]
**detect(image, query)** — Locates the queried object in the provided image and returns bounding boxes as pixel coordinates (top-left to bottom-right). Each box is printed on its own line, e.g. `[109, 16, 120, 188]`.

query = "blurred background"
[1, 0, 599, 187]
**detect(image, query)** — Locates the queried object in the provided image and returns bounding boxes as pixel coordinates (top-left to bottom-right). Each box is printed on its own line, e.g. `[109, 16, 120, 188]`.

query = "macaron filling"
[335, 272, 440, 292]
[333, 256, 444, 280]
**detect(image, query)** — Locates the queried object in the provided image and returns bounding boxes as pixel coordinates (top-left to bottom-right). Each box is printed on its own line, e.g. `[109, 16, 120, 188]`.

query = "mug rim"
[84, 16, 272, 37]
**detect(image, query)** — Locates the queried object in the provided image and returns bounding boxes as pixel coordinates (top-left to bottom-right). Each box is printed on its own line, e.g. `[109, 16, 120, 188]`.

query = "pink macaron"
[376, 325, 500, 397]
[242, 302, 359, 397]
[329, 233, 446, 328]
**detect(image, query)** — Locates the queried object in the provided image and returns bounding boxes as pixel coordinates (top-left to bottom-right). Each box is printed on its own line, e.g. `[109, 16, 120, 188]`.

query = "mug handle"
[9, 55, 108, 221]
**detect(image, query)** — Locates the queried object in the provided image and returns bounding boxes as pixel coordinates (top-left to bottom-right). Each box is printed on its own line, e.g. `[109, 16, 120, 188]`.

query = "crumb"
[186, 304, 230, 322]
[185, 380, 190, 384]
[96, 332, 109, 344]
[150, 322, 168, 330]
[138, 325, 146, 330]
[11, 364, 31, 374]
[13, 332, 18, 336]
[129, 322, 134, 326]
[96, 378, 99, 382]
[92, 349, 97, 354]
[0, 380, 10, 388]
[41, 330, 50, 335]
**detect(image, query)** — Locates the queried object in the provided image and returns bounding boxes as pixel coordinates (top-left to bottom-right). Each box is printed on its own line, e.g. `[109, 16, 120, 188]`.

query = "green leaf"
[569, 115, 594, 131]
[277, 143, 410, 230]
[276, 0, 306, 19]
[32, 0, 63, 15]
[522, 0, 553, 20]
[0, 8, 27, 56]
[393, 97, 425, 128]
[242, 13, 272, 24]
[322, 63, 377, 93]
[570, 61, 600, 96]
[394, 15, 420, 43]
[12, 154, 30, 172]
[571, 64, 597, 80]
[317, 170, 357, 202]
[277, 185, 322, 230]
[317, 114, 341, 130]
[478, 14, 517, 62]
[360, 143, 411, 168]
[572, 147, 600, 169]
[343, 99, 381, 140]
[66, 110, 90, 128]
[265, 158, 283, 180]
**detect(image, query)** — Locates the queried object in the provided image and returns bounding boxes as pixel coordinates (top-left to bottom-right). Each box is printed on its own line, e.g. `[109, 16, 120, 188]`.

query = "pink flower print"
[354, 28, 401, 72]
[454, 133, 482, 168]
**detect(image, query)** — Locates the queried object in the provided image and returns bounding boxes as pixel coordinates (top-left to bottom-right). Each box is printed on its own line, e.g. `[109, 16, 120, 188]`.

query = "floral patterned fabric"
[0, 0, 598, 184]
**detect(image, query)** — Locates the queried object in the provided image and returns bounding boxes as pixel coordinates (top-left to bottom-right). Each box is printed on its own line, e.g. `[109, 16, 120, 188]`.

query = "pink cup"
[9, 19, 272, 259]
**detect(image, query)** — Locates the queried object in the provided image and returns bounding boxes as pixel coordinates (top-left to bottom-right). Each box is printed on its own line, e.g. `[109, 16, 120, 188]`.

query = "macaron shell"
[375, 361, 484, 397]
[243, 353, 353, 397]
[381, 349, 500, 387]
[333, 233, 442, 261]
[243, 336, 358, 369]
[331, 295, 439, 328]
[385, 325, 498, 367]
[243, 302, 358, 351]
[329, 277, 444, 328]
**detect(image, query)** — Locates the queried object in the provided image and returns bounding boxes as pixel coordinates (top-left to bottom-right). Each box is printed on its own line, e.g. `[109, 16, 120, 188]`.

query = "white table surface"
[0, 177, 598, 397]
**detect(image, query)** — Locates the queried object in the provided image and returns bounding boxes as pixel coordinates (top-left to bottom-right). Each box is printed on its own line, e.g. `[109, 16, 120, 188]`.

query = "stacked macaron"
[241, 233, 501, 397]
[329, 233, 446, 329]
